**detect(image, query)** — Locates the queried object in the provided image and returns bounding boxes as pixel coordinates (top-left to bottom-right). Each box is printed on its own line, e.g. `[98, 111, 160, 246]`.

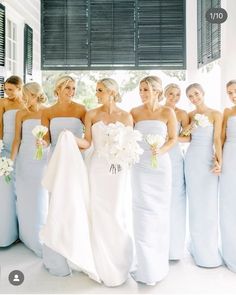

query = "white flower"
[0, 140, 4, 154]
[145, 134, 165, 168]
[32, 125, 48, 160]
[0, 156, 14, 183]
[32, 125, 48, 138]
[146, 134, 165, 147]
[194, 114, 211, 127]
[98, 122, 143, 173]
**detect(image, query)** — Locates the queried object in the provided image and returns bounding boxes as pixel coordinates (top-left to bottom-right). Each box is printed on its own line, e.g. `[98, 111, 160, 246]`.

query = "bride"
[76, 78, 134, 287]
[42, 78, 134, 287]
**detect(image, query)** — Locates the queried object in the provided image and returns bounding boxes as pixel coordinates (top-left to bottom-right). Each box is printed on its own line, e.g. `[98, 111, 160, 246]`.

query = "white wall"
[1, 0, 41, 82]
[220, 0, 236, 107]
[186, 0, 222, 111]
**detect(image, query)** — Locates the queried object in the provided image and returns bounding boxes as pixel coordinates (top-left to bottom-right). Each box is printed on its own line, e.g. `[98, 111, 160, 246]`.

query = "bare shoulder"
[161, 105, 175, 116]
[0, 98, 7, 108]
[223, 107, 232, 117]
[86, 106, 99, 121]
[119, 109, 133, 123]
[130, 105, 143, 116]
[41, 106, 51, 118]
[73, 101, 86, 112]
[211, 109, 222, 119]
[176, 108, 188, 117]
[15, 109, 28, 121]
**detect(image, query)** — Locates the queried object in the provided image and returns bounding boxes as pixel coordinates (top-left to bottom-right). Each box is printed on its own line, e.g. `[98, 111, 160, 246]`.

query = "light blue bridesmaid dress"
[220, 116, 236, 272]
[15, 119, 49, 257]
[0, 109, 18, 246]
[131, 120, 172, 284]
[168, 122, 186, 260]
[185, 123, 222, 267]
[42, 117, 84, 276]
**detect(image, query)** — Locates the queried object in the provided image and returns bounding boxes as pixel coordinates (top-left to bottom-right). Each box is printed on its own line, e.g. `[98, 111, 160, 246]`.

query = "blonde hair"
[54, 75, 77, 97]
[226, 80, 236, 88]
[164, 83, 181, 97]
[23, 82, 47, 103]
[186, 83, 205, 96]
[140, 75, 163, 101]
[98, 78, 122, 102]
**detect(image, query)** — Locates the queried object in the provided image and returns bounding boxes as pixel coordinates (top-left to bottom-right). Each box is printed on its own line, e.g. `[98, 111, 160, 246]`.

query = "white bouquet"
[32, 125, 48, 160]
[194, 114, 211, 127]
[0, 157, 14, 183]
[146, 134, 165, 168]
[0, 139, 4, 154]
[98, 122, 143, 174]
[182, 114, 211, 136]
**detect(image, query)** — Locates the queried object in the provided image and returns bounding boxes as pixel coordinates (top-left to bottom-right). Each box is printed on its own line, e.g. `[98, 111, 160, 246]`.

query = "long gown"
[168, 122, 186, 260]
[185, 123, 222, 267]
[15, 119, 49, 257]
[220, 116, 236, 272]
[131, 120, 172, 284]
[40, 129, 100, 282]
[88, 121, 133, 287]
[0, 109, 18, 246]
[42, 117, 84, 276]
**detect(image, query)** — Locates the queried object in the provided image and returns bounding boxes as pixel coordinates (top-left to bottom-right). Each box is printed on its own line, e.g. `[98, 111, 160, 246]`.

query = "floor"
[0, 242, 236, 294]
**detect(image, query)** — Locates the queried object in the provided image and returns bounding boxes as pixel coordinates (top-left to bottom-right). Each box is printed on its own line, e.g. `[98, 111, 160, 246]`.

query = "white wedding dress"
[88, 121, 133, 287]
[40, 130, 100, 282]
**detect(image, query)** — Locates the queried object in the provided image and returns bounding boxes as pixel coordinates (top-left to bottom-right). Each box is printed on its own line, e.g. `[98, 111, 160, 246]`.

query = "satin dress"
[131, 120, 172, 284]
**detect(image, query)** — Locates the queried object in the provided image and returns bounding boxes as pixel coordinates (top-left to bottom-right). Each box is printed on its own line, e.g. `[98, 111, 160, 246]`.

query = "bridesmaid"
[0, 75, 24, 247]
[40, 75, 86, 276]
[130, 76, 177, 285]
[164, 83, 189, 260]
[220, 79, 236, 272]
[10, 82, 49, 257]
[184, 83, 222, 267]
[76, 78, 134, 287]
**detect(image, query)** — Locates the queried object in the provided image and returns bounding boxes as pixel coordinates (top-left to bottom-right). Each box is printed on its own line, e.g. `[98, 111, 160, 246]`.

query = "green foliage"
[42, 69, 185, 109]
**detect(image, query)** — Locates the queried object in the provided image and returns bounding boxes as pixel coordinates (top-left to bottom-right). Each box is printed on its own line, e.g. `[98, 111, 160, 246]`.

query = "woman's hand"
[36, 138, 48, 148]
[211, 159, 221, 175]
[151, 145, 160, 156]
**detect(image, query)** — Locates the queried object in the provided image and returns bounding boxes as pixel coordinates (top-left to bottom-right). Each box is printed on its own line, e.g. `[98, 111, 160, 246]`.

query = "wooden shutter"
[197, 0, 221, 67]
[41, 0, 186, 70]
[24, 24, 33, 81]
[0, 4, 5, 67]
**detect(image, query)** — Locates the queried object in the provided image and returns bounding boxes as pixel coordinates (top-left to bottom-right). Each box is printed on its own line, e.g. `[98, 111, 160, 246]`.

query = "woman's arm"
[221, 108, 229, 148]
[75, 111, 92, 149]
[178, 110, 190, 143]
[124, 112, 134, 127]
[212, 111, 223, 174]
[80, 105, 87, 125]
[41, 109, 51, 147]
[159, 108, 177, 154]
[0, 100, 5, 140]
[10, 111, 23, 161]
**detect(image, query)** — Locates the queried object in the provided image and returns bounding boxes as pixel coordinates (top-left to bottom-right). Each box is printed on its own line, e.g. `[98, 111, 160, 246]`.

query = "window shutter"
[90, 0, 135, 67]
[0, 76, 4, 98]
[41, 0, 88, 68]
[41, 0, 186, 70]
[137, 0, 186, 69]
[24, 24, 33, 81]
[0, 4, 5, 67]
[197, 0, 221, 67]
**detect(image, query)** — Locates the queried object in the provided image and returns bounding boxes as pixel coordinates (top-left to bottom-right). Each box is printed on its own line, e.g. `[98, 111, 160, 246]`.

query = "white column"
[186, 0, 199, 84]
